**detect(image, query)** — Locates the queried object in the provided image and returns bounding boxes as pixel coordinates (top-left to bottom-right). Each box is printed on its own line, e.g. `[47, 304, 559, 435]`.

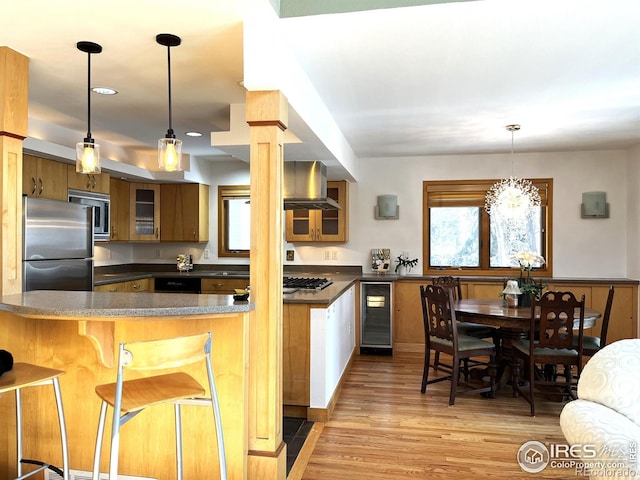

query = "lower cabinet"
[201, 277, 249, 294]
[94, 278, 150, 293]
[283, 285, 356, 421]
[393, 278, 638, 353]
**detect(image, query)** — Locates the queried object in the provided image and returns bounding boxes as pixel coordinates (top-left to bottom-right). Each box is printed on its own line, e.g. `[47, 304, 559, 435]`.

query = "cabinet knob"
[155, 227, 159, 239]
[31, 177, 37, 196]
[86, 176, 92, 189]
[39, 178, 44, 195]
[92, 175, 97, 189]
[316, 228, 320, 240]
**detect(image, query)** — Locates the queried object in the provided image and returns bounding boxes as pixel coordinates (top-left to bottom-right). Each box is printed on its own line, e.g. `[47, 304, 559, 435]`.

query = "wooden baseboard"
[283, 405, 307, 418]
[394, 342, 423, 353]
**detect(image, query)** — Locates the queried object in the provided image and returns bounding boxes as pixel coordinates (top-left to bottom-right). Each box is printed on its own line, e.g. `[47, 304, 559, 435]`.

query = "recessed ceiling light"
[91, 86, 118, 95]
[185, 131, 202, 137]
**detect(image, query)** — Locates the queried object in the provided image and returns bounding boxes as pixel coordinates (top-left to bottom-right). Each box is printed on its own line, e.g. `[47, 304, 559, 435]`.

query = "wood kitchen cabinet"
[109, 178, 130, 241]
[67, 164, 110, 194]
[94, 278, 151, 293]
[22, 154, 68, 201]
[160, 183, 209, 242]
[393, 278, 638, 353]
[545, 282, 637, 345]
[201, 277, 249, 294]
[283, 285, 356, 421]
[129, 183, 160, 241]
[283, 303, 311, 412]
[285, 180, 349, 242]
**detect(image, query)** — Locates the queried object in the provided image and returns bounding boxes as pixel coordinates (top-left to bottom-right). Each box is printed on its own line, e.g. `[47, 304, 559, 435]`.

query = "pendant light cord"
[86, 51, 92, 139]
[166, 44, 173, 135]
[510, 127, 514, 177]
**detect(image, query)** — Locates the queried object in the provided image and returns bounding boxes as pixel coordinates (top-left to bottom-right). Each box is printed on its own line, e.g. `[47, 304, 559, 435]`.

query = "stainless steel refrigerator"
[23, 196, 94, 291]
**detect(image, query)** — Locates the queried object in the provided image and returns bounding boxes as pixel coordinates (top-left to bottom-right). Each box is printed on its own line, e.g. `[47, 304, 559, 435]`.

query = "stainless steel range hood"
[283, 161, 341, 210]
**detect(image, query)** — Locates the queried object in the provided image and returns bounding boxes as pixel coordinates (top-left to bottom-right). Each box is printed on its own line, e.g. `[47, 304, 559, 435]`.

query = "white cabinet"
[309, 285, 356, 409]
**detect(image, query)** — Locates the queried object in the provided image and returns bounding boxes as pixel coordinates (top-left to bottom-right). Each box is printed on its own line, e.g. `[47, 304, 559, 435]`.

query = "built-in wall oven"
[68, 189, 110, 241]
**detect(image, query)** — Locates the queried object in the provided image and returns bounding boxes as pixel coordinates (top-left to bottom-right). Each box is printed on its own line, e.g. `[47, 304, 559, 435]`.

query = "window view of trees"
[430, 207, 480, 267]
[423, 179, 551, 276]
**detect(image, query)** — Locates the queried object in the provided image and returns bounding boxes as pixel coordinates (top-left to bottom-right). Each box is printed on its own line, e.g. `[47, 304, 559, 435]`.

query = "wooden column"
[0, 47, 28, 296]
[246, 90, 287, 480]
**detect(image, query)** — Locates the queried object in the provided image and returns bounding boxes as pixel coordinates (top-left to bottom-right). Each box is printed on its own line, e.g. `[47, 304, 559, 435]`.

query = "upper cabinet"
[109, 178, 130, 241]
[285, 181, 349, 243]
[22, 154, 68, 201]
[129, 183, 160, 242]
[160, 183, 209, 242]
[67, 165, 110, 194]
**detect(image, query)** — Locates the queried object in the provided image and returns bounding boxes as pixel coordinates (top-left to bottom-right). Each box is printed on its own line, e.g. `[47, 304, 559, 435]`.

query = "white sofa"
[560, 339, 640, 479]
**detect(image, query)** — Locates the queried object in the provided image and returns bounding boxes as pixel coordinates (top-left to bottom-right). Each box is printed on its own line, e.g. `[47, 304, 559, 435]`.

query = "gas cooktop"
[283, 276, 333, 291]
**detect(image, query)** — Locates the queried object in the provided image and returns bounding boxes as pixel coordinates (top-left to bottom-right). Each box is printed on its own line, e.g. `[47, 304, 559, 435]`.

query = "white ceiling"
[2, 0, 639, 178]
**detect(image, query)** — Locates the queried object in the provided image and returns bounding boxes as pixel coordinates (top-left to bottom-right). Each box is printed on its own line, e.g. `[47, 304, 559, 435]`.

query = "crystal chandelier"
[484, 125, 541, 218]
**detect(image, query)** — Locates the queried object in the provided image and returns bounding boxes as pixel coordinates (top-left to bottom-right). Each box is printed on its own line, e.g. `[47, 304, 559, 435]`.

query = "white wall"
[112, 148, 638, 280]
[627, 145, 640, 279]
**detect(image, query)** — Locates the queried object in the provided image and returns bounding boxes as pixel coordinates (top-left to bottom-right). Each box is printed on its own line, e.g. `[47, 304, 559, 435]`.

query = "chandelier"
[484, 125, 541, 218]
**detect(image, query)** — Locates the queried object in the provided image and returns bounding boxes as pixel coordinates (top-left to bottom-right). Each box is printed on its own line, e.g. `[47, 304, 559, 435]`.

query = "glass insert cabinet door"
[285, 181, 348, 243]
[129, 183, 160, 241]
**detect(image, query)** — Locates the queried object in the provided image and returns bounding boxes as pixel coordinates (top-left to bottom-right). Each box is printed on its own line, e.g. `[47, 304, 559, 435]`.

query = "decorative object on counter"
[156, 33, 183, 172]
[394, 252, 418, 275]
[0, 349, 13, 376]
[233, 288, 249, 302]
[75, 41, 103, 174]
[502, 280, 522, 308]
[371, 248, 391, 272]
[581, 191, 609, 218]
[374, 195, 399, 219]
[484, 125, 541, 219]
[176, 254, 193, 271]
[512, 251, 546, 306]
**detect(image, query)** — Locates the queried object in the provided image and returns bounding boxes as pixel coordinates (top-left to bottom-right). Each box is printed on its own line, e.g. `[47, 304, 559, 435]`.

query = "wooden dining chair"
[574, 285, 614, 358]
[511, 291, 585, 416]
[431, 276, 498, 375]
[420, 284, 496, 405]
[91, 331, 226, 480]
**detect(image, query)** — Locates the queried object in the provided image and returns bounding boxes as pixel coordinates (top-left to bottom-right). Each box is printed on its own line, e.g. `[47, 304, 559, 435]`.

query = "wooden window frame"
[422, 179, 553, 277]
[218, 185, 250, 258]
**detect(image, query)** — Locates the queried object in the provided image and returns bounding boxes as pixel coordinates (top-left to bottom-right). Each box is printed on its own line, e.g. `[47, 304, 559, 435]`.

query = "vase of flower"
[512, 251, 547, 306]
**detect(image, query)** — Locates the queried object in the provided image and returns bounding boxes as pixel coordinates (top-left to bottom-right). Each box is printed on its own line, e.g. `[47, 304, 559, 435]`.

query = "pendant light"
[76, 41, 102, 174]
[156, 33, 182, 172]
[484, 124, 541, 218]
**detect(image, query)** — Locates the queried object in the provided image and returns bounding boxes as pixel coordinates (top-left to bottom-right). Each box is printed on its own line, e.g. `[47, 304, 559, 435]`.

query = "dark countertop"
[94, 268, 360, 306]
[93, 265, 638, 306]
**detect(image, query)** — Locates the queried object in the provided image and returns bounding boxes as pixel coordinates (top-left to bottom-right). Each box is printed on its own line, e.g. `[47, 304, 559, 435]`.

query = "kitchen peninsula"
[0, 291, 252, 480]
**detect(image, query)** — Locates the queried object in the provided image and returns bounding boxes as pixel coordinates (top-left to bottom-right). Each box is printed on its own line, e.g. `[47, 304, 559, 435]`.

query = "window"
[218, 185, 250, 258]
[423, 179, 552, 276]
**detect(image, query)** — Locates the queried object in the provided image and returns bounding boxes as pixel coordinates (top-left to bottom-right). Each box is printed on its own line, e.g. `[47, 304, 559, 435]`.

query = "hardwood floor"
[296, 352, 577, 479]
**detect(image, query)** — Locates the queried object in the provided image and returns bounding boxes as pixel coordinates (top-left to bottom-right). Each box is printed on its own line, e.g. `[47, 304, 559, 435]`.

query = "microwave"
[68, 189, 110, 241]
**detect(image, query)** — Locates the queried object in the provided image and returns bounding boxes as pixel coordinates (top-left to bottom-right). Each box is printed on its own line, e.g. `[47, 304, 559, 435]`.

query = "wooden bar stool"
[91, 331, 227, 480]
[0, 362, 69, 479]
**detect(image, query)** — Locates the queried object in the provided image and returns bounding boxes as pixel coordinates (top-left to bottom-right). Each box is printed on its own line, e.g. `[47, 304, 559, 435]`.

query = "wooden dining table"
[453, 298, 600, 330]
[453, 298, 601, 388]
